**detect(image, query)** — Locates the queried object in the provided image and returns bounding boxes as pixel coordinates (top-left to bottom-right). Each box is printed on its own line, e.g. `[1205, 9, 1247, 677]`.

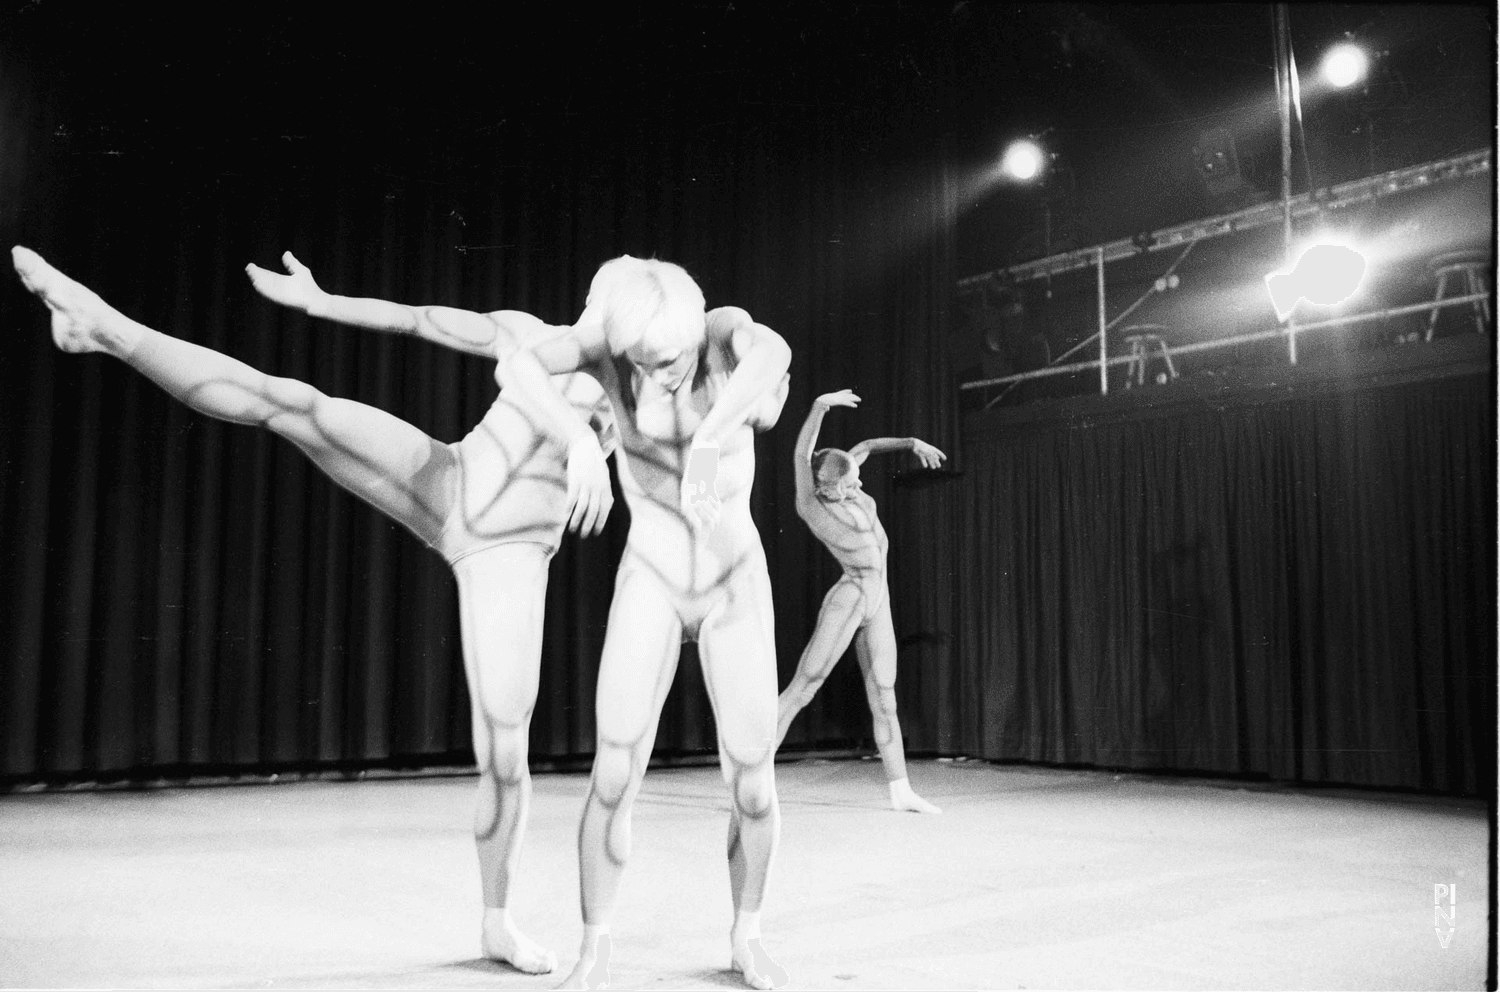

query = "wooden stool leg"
[1426, 270, 1450, 342]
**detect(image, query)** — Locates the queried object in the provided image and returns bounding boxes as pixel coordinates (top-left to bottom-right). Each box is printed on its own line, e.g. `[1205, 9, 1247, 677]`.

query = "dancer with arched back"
[776, 388, 945, 814]
[13, 246, 617, 975]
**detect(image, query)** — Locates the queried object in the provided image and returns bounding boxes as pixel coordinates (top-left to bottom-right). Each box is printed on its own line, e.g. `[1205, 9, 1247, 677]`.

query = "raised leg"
[13, 247, 455, 544]
[558, 564, 683, 990]
[699, 561, 788, 990]
[451, 545, 556, 974]
[774, 578, 866, 750]
[856, 597, 940, 814]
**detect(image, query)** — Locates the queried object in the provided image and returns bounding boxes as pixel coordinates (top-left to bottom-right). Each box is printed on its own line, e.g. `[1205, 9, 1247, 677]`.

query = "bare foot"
[481, 908, 557, 975]
[889, 778, 941, 814]
[12, 246, 141, 356]
[731, 934, 788, 990]
[556, 933, 610, 990]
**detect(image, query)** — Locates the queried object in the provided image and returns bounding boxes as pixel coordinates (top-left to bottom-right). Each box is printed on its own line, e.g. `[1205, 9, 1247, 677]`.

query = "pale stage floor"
[0, 759, 1489, 990]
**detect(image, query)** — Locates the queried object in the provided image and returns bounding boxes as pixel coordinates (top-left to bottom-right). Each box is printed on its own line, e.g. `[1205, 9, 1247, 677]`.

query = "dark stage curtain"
[937, 372, 1495, 796]
[0, 7, 963, 782]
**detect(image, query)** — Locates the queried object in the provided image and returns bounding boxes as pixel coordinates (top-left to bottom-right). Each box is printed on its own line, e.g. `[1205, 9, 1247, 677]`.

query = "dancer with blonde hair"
[483, 255, 793, 989]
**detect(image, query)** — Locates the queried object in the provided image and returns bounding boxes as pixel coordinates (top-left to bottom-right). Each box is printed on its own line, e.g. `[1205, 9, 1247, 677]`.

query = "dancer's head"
[586, 255, 706, 392]
[812, 448, 861, 501]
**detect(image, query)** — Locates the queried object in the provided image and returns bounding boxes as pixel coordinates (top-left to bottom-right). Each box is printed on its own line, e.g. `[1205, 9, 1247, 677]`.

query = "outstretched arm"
[848, 436, 946, 469]
[246, 252, 595, 441]
[794, 390, 861, 510]
[247, 251, 505, 357]
[691, 307, 793, 449]
[247, 252, 614, 535]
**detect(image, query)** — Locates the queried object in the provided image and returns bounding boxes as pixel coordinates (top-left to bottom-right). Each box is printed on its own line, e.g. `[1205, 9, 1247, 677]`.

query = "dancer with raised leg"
[477, 256, 792, 990]
[776, 389, 945, 814]
[13, 246, 617, 976]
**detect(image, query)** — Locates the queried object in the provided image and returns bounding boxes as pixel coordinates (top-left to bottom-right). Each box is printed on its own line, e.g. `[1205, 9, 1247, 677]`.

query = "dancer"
[476, 256, 792, 990]
[776, 389, 945, 814]
[13, 246, 618, 976]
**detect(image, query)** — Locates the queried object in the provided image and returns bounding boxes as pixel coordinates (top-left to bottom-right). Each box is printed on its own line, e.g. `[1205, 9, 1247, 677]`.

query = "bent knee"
[484, 735, 530, 785]
[591, 744, 638, 806]
[261, 374, 321, 417]
[733, 767, 776, 819]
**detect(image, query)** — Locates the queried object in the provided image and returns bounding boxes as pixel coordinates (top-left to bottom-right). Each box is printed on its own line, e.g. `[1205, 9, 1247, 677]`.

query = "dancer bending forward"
[13, 246, 619, 975]
[483, 256, 792, 990]
[776, 389, 945, 814]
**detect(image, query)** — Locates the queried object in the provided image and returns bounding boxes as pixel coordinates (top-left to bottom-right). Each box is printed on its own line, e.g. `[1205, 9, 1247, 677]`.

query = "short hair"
[812, 448, 855, 489]
[585, 255, 706, 357]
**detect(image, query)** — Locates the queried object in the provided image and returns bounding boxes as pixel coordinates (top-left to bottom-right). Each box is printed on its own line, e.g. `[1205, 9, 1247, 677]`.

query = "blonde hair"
[586, 255, 707, 357]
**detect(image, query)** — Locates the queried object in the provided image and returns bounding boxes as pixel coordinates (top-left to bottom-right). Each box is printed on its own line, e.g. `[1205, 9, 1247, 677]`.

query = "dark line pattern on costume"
[785, 582, 867, 703]
[573, 331, 781, 930]
[177, 378, 452, 537]
[585, 615, 682, 870]
[474, 705, 536, 842]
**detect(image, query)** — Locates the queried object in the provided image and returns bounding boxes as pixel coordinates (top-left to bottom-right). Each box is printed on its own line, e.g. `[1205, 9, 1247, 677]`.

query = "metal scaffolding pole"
[1274, 3, 1297, 365]
[1096, 247, 1108, 395]
[958, 290, 1491, 393]
[957, 150, 1490, 291]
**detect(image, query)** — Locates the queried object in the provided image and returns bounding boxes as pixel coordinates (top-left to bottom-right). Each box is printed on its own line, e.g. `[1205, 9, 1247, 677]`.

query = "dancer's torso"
[441, 372, 615, 562]
[807, 491, 888, 605]
[596, 338, 766, 595]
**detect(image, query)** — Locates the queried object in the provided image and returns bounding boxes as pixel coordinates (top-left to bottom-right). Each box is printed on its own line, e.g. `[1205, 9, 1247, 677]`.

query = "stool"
[1425, 250, 1491, 342]
[1121, 325, 1177, 388]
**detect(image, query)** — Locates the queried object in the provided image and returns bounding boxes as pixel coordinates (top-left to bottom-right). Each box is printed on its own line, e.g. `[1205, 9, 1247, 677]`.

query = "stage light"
[1264, 242, 1367, 320]
[1321, 42, 1369, 89]
[1001, 139, 1046, 182]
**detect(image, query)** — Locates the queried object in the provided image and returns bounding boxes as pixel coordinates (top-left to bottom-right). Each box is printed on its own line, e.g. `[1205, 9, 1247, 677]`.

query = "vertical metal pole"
[1043, 201, 1054, 300]
[1097, 246, 1108, 395]
[1275, 3, 1298, 364]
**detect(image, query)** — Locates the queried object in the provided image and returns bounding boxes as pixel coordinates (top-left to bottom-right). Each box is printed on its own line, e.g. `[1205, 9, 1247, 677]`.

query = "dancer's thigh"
[853, 594, 898, 690]
[269, 384, 457, 547]
[794, 578, 867, 683]
[595, 566, 684, 747]
[699, 563, 779, 765]
[452, 543, 552, 762]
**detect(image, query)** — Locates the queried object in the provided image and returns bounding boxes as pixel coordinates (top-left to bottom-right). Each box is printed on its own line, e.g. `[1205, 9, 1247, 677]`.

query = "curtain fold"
[2, 8, 1488, 797]
[0, 25, 965, 783]
[946, 374, 1494, 795]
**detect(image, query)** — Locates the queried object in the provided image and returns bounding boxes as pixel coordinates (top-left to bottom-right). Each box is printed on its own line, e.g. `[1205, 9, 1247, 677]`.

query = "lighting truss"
[957, 149, 1491, 294]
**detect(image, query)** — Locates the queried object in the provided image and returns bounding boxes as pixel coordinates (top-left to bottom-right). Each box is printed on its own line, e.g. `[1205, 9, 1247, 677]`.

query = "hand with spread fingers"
[245, 251, 330, 317]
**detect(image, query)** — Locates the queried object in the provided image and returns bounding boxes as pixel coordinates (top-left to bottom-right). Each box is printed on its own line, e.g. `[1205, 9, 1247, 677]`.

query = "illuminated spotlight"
[1321, 42, 1369, 88]
[1001, 139, 1047, 182]
[1264, 243, 1368, 321]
